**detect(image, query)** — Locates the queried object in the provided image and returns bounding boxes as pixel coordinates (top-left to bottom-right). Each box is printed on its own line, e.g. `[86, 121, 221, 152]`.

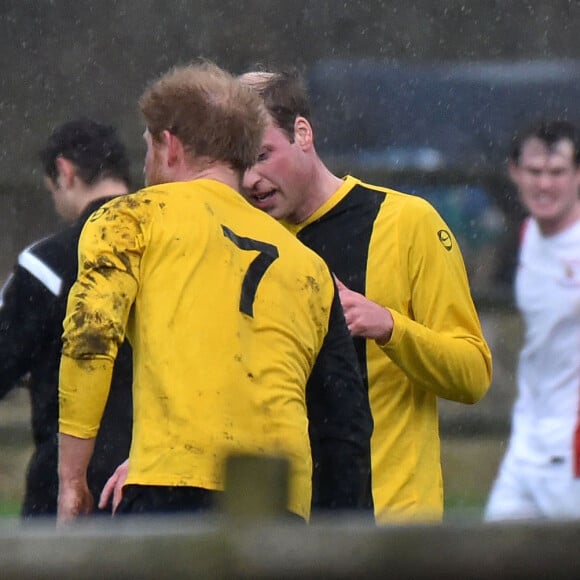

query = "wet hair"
[139, 61, 267, 173]
[238, 68, 311, 142]
[510, 120, 580, 166]
[40, 118, 132, 187]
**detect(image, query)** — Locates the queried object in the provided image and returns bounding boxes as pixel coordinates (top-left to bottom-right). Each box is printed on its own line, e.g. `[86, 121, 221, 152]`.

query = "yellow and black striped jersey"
[285, 175, 492, 523]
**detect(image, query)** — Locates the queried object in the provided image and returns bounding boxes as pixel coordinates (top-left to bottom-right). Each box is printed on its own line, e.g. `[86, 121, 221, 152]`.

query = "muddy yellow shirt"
[59, 179, 340, 519]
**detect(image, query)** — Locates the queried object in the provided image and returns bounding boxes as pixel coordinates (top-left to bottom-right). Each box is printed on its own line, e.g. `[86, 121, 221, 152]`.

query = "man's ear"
[55, 157, 77, 188]
[294, 116, 314, 150]
[162, 129, 183, 167]
[507, 160, 520, 186]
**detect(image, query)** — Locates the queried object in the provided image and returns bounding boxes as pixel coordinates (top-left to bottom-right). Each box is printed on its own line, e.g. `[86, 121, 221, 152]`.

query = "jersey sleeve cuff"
[377, 308, 405, 351]
[59, 354, 115, 438]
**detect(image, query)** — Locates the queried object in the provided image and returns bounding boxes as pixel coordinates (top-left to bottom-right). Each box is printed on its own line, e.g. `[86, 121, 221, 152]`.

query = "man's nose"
[242, 167, 259, 191]
[538, 172, 553, 189]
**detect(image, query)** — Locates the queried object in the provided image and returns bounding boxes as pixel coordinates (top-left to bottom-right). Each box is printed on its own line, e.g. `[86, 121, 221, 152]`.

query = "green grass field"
[442, 435, 506, 520]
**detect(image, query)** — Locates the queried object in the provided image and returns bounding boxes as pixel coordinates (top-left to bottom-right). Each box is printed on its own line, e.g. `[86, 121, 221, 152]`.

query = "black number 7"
[222, 225, 280, 317]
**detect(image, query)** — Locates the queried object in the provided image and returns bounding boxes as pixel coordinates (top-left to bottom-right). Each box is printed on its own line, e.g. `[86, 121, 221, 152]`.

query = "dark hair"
[239, 68, 311, 140]
[510, 120, 580, 165]
[40, 118, 132, 187]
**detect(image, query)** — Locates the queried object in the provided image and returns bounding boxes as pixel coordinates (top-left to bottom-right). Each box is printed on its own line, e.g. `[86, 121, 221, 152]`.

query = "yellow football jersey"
[286, 175, 492, 523]
[59, 179, 340, 519]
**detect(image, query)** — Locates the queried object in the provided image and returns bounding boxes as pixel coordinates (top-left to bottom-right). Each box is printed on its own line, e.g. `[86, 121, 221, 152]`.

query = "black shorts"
[116, 484, 306, 523]
[116, 484, 219, 515]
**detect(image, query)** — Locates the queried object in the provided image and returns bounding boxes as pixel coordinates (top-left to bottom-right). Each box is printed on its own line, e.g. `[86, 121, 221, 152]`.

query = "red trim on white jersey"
[575, 369, 580, 478]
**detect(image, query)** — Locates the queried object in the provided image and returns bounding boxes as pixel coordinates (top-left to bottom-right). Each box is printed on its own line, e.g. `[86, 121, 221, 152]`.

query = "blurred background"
[1, 0, 579, 518]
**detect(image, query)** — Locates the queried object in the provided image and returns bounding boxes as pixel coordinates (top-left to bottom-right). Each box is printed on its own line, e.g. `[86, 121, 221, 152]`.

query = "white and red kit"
[485, 217, 580, 520]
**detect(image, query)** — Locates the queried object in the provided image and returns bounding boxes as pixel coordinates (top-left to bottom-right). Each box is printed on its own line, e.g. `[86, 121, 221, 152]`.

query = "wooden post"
[220, 453, 290, 523]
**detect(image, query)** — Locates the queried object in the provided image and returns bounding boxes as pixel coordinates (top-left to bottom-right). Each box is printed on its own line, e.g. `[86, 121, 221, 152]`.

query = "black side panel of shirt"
[297, 184, 386, 389]
[307, 289, 374, 516]
[300, 185, 385, 517]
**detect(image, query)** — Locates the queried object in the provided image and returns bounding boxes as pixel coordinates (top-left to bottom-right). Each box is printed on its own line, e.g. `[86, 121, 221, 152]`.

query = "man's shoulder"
[346, 176, 435, 220]
[21, 230, 65, 264]
[24, 220, 83, 262]
[343, 175, 420, 205]
[93, 188, 181, 224]
[16, 222, 83, 295]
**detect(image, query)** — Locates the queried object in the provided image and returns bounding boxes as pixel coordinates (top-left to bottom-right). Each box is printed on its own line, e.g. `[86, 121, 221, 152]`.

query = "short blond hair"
[140, 62, 267, 172]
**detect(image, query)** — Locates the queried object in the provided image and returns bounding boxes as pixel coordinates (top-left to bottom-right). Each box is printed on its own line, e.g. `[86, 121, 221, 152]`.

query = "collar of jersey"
[283, 175, 359, 235]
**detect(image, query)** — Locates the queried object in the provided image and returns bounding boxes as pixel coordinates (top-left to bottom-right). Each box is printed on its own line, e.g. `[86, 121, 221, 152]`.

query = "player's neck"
[178, 162, 241, 192]
[78, 178, 129, 216]
[86, 178, 129, 199]
[301, 162, 344, 221]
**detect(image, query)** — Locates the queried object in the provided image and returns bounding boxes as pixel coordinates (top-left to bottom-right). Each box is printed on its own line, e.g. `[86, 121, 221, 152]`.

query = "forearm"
[0, 268, 51, 397]
[57, 433, 97, 524]
[380, 309, 492, 403]
[59, 355, 114, 437]
[58, 433, 96, 487]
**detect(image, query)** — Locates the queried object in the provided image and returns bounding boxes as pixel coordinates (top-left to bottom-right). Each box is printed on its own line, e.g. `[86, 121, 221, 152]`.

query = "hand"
[335, 277, 394, 345]
[57, 480, 94, 525]
[98, 458, 129, 514]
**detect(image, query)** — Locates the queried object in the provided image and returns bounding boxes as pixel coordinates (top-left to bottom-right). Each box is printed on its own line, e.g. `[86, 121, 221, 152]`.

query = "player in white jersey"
[485, 120, 580, 521]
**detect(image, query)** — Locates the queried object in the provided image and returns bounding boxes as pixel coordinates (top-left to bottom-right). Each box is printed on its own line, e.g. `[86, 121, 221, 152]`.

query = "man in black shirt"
[0, 118, 134, 517]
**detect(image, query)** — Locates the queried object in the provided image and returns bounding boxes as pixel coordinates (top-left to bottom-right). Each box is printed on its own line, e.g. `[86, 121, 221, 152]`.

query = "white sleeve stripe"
[18, 250, 63, 296]
[0, 273, 14, 308]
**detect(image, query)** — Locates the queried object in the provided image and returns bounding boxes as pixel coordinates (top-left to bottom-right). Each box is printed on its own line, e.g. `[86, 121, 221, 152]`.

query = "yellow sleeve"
[59, 199, 141, 439]
[381, 200, 492, 403]
[59, 355, 114, 438]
